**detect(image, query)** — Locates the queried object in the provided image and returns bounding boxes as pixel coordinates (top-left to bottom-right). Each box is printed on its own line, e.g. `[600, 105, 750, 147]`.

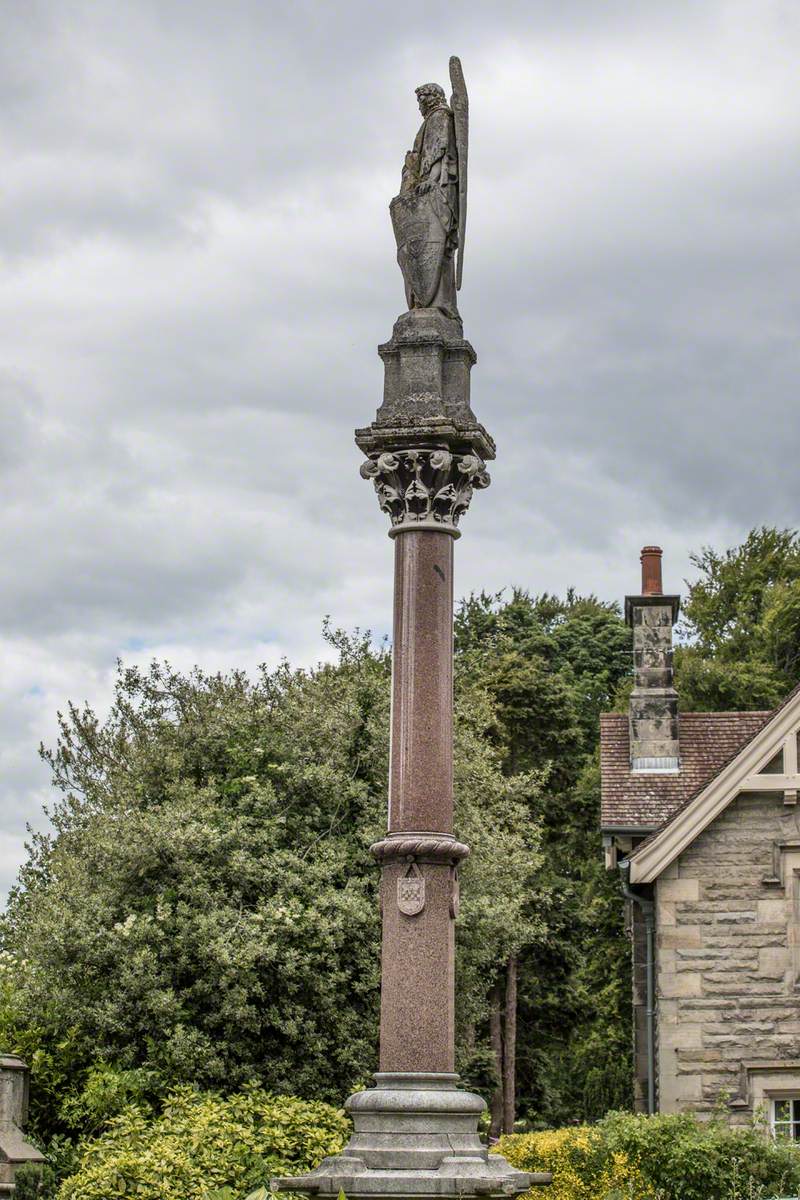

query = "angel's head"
[415, 82, 446, 117]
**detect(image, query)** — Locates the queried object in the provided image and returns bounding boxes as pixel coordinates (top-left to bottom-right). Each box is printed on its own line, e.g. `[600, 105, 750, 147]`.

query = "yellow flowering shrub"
[56, 1086, 349, 1200]
[495, 1126, 647, 1200]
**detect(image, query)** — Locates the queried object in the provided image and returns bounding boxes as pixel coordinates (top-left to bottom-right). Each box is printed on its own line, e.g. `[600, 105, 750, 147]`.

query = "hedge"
[50, 1093, 800, 1200]
[496, 1124, 645, 1199]
[497, 1111, 800, 1200]
[56, 1086, 349, 1200]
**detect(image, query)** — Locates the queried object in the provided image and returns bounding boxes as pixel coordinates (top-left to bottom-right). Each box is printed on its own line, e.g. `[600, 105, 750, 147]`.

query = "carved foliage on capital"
[359, 448, 490, 532]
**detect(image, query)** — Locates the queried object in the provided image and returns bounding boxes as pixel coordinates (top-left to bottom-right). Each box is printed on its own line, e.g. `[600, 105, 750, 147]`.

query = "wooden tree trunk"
[489, 982, 504, 1138]
[503, 955, 517, 1134]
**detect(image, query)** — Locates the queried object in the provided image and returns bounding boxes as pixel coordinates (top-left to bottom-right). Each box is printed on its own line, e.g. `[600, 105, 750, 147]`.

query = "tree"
[1, 627, 546, 1147]
[5, 639, 389, 1108]
[452, 667, 546, 1121]
[676, 527, 800, 711]
[454, 590, 633, 1129]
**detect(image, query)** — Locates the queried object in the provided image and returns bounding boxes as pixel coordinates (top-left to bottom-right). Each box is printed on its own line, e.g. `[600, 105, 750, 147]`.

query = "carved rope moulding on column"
[370, 834, 471, 865]
[359, 449, 490, 532]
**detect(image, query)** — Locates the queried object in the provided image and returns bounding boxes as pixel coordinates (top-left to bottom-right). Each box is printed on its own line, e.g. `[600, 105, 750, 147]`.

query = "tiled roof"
[627, 679, 800, 863]
[600, 711, 771, 831]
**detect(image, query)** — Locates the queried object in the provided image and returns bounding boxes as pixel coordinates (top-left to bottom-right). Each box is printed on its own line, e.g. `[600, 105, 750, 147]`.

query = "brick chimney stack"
[625, 546, 680, 772]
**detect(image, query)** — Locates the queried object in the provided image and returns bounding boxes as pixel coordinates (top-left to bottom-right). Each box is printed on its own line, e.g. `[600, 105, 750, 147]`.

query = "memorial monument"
[272, 58, 550, 1198]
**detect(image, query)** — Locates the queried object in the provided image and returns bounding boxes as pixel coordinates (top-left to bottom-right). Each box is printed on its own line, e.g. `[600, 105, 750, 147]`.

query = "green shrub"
[13, 1162, 58, 1200]
[59, 1063, 161, 1135]
[599, 1110, 800, 1200]
[497, 1124, 644, 1199]
[498, 1112, 800, 1200]
[56, 1086, 349, 1200]
[0, 951, 83, 1142]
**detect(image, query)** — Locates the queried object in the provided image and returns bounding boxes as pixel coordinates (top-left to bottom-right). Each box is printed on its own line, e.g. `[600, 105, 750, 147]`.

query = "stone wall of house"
[656, 791, 800, 1120]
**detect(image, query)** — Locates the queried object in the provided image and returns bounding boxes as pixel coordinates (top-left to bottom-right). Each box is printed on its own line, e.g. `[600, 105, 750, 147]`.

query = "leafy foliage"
[599, 1109, 800, 1200]
[12, 1162, 58, 1200]
[56, 1087, 348, 1200]
[455, 589, 633, 1124]
[499, 1111, 800, 1200]
[2, 627, 546, 1143]
[59, 1063, 160, 1136]
[676, 527, 800, 711]
[496, 1125, 644, 1199]
[0, 949, 82, 1143]
[3, 638, 390, 1106]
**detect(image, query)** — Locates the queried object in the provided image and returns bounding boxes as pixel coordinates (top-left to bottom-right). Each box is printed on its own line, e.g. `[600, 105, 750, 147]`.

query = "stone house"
[600, 547, 800, 1134]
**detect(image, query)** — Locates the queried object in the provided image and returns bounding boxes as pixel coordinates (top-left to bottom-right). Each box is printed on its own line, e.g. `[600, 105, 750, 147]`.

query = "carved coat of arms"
[397, 862, 426, 916]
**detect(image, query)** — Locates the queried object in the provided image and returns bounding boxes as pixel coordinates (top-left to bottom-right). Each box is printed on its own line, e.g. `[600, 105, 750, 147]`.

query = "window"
[772, 1097, 800, 1138]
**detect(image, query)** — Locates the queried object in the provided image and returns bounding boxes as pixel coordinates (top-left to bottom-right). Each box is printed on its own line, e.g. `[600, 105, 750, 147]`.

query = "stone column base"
[271, 1073, 550, 1196]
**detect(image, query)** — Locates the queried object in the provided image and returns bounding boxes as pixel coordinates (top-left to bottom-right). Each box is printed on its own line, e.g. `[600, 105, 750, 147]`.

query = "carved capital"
[370, 833, 471, 866]
[359, 448, 490, 535]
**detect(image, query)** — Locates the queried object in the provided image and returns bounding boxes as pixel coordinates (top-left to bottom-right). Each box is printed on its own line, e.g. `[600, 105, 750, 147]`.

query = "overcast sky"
[2, 0, 798, 903]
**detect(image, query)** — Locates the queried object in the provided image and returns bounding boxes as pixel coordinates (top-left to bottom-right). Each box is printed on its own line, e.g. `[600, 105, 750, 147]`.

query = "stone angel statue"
[390, 56, 468, 321]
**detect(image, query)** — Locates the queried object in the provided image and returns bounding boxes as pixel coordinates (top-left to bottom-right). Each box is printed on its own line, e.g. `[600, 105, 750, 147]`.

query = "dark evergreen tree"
[454, 589, 633, 1127]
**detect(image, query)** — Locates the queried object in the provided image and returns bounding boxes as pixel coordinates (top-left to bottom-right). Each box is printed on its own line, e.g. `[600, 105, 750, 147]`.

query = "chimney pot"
[640, 545, 663, 596]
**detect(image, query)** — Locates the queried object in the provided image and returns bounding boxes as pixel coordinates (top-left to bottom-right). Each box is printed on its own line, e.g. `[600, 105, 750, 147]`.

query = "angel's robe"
[394, 105, 459, 319]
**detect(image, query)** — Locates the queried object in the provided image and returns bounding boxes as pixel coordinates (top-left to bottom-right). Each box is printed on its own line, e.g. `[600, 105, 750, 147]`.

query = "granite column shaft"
[379, 528, 456, 1073]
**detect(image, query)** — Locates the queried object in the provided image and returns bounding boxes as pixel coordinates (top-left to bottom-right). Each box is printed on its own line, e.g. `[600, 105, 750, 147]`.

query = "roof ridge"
[600, 710, 772, 719]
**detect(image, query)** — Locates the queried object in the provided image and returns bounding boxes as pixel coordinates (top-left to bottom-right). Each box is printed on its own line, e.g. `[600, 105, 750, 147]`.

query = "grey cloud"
[0, 374, 42, 473]
[1, 0, 798, 900]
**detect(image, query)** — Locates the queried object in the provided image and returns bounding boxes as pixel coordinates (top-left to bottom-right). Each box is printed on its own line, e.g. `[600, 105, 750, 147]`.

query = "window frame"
[770, 1095, 800, 1139]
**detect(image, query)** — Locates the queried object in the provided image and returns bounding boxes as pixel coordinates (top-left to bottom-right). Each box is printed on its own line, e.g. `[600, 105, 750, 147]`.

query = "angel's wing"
[449, 55, 468, 291]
